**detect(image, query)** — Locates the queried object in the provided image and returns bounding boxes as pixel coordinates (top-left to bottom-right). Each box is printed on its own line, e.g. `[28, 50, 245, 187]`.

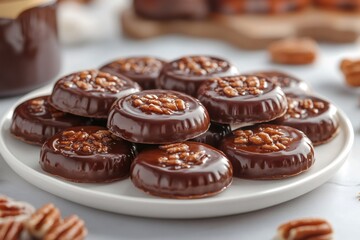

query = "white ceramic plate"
[0, 85, 354, 219]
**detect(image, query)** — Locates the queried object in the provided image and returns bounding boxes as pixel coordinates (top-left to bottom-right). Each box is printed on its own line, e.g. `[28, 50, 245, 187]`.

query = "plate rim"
[0, 85, 354, 218]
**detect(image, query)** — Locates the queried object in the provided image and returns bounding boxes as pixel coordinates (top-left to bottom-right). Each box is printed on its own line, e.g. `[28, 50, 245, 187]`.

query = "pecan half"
[24, 204, 62, 239]
[44, 215, 87, 240]
[340, 59, 360, 87]
[276, 218, 333, 240]
[0, 220, 23, 240]
[0, 196, 35, 224]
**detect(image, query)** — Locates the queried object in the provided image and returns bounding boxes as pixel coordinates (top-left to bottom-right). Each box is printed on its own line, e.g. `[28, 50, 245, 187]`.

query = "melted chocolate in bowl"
[0, 1, 60, 97]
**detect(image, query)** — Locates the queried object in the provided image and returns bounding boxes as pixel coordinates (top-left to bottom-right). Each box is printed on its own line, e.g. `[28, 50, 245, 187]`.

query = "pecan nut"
[0, 220, 24, 240]
[276, 218, 333, 240]
[340, 59, 360, 87]
[24, 203, 62, 239]
[44, 215, 87, 240]
[0, 196, 35, 224]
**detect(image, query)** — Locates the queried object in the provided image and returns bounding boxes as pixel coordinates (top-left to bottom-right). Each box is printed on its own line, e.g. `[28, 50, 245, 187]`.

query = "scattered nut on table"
[275, 218, 333, 240]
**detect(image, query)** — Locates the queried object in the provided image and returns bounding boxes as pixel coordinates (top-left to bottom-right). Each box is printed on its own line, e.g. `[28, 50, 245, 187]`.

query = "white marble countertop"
[1, 35, 360, 239]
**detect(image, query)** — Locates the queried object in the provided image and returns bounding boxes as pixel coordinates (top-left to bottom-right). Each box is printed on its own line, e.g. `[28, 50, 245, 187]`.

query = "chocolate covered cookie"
[49, 70, 141, 119]
[40, 126, 137, 183]
[100, 57, 166, 90]
[108, 90, 210, 144]
[157, 56, 239, 96]
[131, 142, 233, 199]
[251, 71, 310, 94]
[272, 94, 339, 145]
[220, 124, 314, 179]
[197, 75, 287, 125]
[11, 96, 92, 145]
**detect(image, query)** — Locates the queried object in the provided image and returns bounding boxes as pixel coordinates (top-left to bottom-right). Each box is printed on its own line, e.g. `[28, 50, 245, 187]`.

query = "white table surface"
[1, 35, 360, 239]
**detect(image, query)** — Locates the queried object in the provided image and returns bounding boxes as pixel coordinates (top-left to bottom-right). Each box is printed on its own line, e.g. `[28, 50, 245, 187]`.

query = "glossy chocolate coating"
[49, 70, 141, 119]
[131, 142, 233, 199]
[157, 56, 239, 97]
[250, 71, 311, 95]
[40, 126, 137, 183]
[0, 1, 60, 97]
[100, 57, 166, 90]
[133, 0, 210, 19]
[108, 90, 210, 144]
[272, 94, 339, 145]
[11, 95, 92, 145]
[220, 124, 314, 179]
[191, 122, 231, 147]
[197, 75, 288, 124]
[210, 0, 310, 14]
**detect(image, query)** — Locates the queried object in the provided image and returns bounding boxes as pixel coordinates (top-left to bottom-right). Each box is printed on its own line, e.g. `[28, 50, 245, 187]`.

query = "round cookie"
[197, 75, 287, 125]
[49, 70, 141, 119]
[107, 90, 210, 144]
[219, 124, 314, 179]
[157, 55, 239, 97]
[272, 94, 339, 145]
[40, 126, 137, 183]
[191, 122, 231, 147]
[100, 56, 166, 90]
[11, 95, 92, 145]
[130, 142, 233, 199]
[251, 71, 311, 94]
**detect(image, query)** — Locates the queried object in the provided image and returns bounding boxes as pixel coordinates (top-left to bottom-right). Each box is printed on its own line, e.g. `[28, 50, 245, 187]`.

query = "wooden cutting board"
[121, 7, 360, 50]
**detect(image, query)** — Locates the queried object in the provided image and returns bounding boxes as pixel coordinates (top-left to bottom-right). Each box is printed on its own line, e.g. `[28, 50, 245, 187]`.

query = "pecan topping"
[214, 76, 268, 97]
[24, 204, 62, 239]
[44, 215, 87, 240]
[62, 70, 126, 93]
[158, 143, 209, 169]
[285, 97, 325, 119]
[277, 218, 333, 240]
[55, 129, 118, 154]
[108, 57, 163, 75]
[0, 220, 23, 240]
[172, 56, 229, 76]
[131, 94, 188, 115]
[0, 196, 35, 223]
[28, 98, 46, 114]
[234, 127, 293, 152]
